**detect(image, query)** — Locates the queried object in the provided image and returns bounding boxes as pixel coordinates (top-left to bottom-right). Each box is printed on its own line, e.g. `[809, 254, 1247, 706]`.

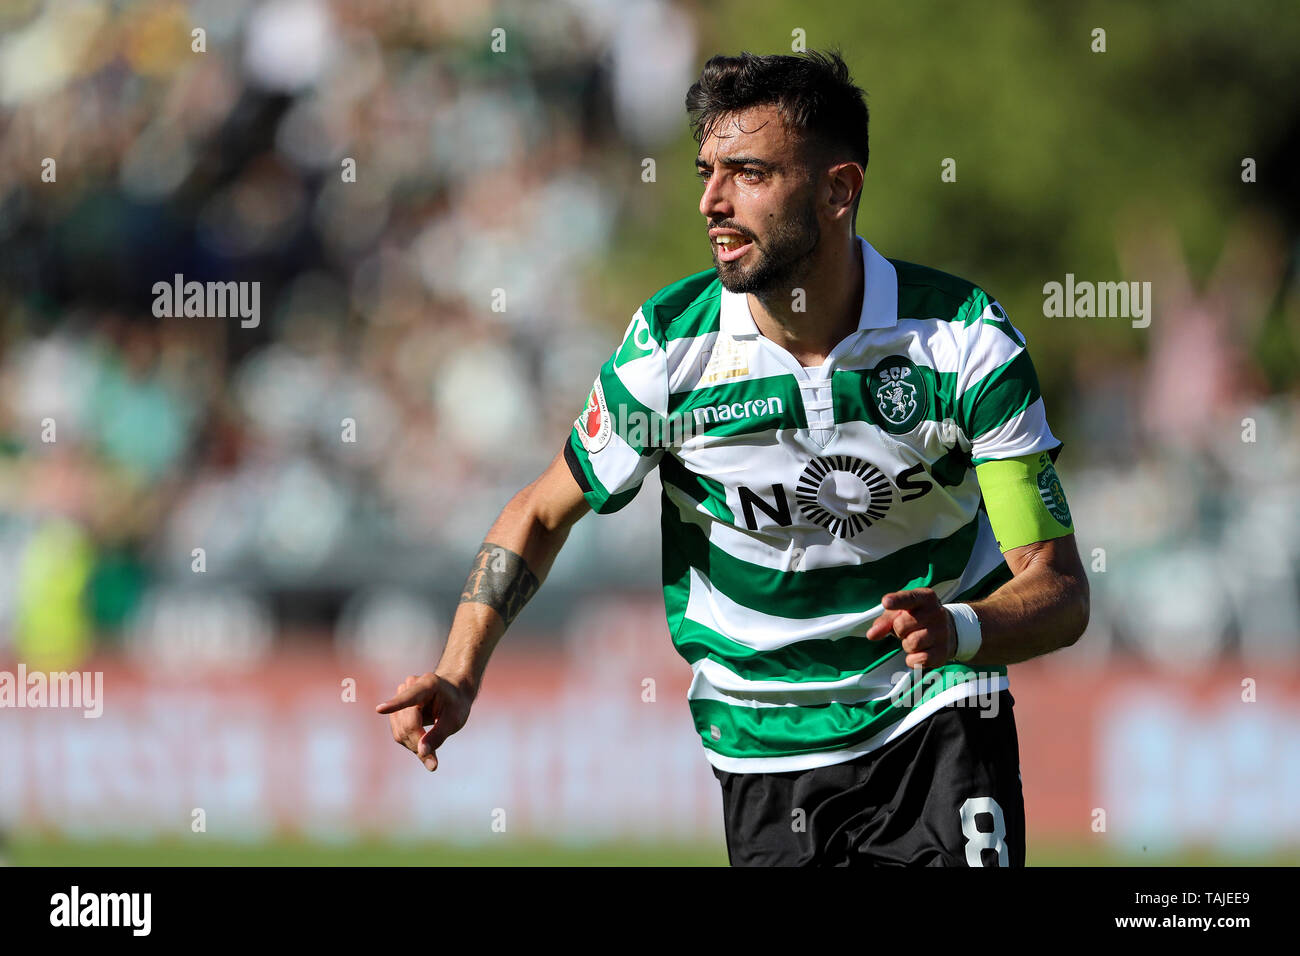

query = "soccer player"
[377, 50, 1089, 866]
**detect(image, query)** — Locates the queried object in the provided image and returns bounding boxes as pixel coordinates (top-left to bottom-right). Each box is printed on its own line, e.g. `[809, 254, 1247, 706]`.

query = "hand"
[864, 587, 956, 670]
[376, 672, 474, 772]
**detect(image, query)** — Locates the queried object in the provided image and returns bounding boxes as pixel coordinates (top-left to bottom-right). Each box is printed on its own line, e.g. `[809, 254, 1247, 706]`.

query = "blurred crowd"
[0, 0, 697, 669]
[0, 0, 1296, 672]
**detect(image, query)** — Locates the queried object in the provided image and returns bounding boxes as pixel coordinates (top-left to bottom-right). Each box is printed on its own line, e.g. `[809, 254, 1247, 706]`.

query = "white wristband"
[943, 603, 982, 663]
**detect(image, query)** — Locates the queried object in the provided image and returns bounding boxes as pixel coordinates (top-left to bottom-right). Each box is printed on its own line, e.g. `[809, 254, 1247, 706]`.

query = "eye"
[740, 168, 763, 183]
[696, 167, 711, 182]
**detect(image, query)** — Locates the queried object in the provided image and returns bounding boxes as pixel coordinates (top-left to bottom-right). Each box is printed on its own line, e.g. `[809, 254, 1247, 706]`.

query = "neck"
[748, 231, 863, 367]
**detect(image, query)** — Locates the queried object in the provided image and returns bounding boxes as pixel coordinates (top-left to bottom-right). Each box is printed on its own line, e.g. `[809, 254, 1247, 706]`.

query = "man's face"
[696, 105, 822, 295]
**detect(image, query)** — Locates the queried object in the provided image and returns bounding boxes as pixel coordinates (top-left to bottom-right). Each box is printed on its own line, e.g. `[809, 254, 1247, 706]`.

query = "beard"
[712, 199, 821, 296]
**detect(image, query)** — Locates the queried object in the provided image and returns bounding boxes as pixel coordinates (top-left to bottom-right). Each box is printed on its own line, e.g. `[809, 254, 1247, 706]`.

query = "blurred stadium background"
[1, 0, 1299, 866]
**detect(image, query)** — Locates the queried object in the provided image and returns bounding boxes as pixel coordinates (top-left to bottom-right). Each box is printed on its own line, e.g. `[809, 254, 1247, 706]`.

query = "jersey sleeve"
[955, 293, 1064, 466]
[563, 307, 669, 515]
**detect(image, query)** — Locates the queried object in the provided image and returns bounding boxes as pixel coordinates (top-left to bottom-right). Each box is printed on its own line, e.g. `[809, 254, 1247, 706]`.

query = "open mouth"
[714, 234, 754, 263]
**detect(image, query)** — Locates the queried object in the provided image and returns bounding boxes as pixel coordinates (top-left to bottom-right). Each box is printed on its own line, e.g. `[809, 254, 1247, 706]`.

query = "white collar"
[719, 235, 899, 338]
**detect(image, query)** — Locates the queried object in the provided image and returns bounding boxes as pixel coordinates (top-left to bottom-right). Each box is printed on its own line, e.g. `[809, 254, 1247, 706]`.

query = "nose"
[699, 169, 733, 221]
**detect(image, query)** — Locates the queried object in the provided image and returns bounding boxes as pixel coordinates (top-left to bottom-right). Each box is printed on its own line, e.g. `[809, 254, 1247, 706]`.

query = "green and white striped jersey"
[564, 236, 1063, 773]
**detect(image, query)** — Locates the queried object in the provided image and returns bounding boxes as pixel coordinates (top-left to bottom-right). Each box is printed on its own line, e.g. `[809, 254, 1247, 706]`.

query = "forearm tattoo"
[459, 541, 541, 627]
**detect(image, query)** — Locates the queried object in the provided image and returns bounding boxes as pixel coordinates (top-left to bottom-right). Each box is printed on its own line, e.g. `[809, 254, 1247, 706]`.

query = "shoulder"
[890, 258, 1025, 352]
[890, 258, 997, 328]
[638, 267, 723, 347]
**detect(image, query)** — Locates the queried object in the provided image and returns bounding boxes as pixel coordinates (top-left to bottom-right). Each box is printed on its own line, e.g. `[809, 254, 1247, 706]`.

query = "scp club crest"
[867, 355, 928, 434]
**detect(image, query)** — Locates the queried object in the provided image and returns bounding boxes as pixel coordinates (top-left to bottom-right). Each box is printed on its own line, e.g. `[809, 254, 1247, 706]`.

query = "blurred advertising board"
[2, 608, 1298, 854]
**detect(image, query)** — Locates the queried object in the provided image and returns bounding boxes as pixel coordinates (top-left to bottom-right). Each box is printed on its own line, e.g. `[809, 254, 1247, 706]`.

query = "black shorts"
[711, 690, 1025, 866]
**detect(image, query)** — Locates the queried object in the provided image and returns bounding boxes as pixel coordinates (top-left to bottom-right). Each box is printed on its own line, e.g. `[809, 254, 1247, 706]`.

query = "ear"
[825, 160, 864, 223]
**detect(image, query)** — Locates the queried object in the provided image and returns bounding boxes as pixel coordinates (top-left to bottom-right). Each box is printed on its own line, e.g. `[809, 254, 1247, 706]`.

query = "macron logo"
[50, 886, 151, 936]
[693, 395, 784, 426]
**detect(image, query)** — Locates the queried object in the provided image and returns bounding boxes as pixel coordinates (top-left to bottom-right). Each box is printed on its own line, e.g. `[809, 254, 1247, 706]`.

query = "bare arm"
[437, 446, 592, 698]
[864, 534, 1090, 670]
[958, 533, 1090, 667]
[376, 446, 590, 770]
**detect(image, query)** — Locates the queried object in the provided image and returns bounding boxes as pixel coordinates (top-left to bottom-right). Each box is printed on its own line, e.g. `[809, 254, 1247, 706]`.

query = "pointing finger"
[376, 685, 424, 714]
[882, 588, 936, 611]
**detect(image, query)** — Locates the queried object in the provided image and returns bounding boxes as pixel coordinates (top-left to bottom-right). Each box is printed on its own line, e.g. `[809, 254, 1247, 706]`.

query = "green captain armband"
[974, 449, 1074, 552]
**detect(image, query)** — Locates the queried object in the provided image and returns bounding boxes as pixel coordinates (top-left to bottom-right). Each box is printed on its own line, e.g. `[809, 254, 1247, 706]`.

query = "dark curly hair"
[685, 49, 870, 225]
